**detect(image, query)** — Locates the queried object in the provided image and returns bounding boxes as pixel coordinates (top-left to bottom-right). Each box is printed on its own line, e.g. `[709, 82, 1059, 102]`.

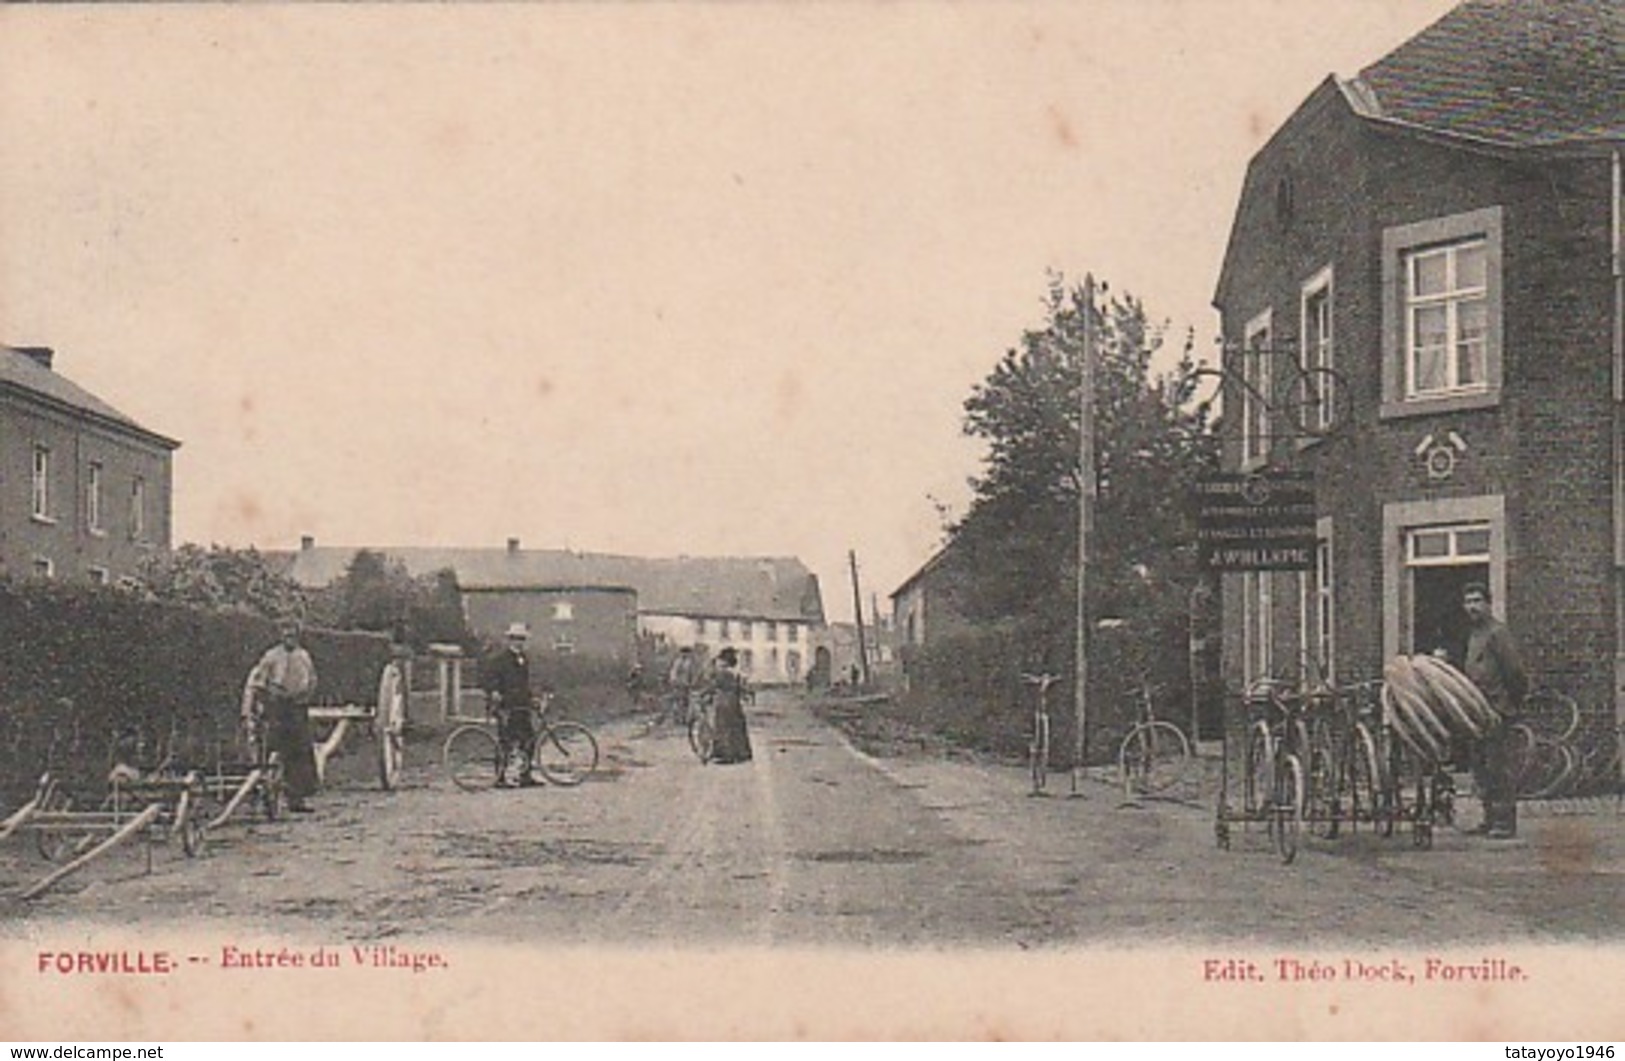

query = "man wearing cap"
[1461, 582, 1529, 840]
[483, 622, 538, 787]
[247, 618, 320, 813]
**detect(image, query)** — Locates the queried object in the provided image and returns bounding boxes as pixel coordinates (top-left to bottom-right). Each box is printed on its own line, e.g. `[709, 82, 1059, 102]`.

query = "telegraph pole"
[849, 549, 871, 686]
[1071, 275, 1099, 796]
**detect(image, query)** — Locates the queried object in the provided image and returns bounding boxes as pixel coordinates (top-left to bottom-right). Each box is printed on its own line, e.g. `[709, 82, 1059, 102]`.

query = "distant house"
[283, 539, 827, 683]
[0, 346, 179, 586]
[1211, 0, 1622, 718]
[890, 543, 974, 652]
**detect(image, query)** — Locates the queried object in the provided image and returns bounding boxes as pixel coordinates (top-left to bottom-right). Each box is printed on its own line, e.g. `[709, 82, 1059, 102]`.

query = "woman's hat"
[718, 647, 738, 665]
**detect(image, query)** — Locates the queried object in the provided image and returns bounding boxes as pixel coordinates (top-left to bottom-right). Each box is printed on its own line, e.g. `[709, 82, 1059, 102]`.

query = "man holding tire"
[248, 618, 320, 813]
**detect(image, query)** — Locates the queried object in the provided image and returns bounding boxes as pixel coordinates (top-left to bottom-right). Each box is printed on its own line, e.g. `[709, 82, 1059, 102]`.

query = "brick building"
[1212, 0, 1621, 723]
[0, 346, 178, 585]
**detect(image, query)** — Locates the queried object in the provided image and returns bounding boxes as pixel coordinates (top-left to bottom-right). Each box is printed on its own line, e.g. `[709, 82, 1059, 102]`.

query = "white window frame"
[31, 446, 52, 522]
[1316, 519, 1334, 684]
[553, 600, 574, 622]
[552, 632, 576, 655]
[1299, 267, 1334, 436]
[1381, 206, 1503, 419]
[787, 624, 800, 644]
[31, 557, 54, 580]
[1404, 240, 1488, 398]
[87, 462, 104, 534]
[1243, 572, 1274, 684]
[1241, 309, 1273, 470]
[88, 566, 110, 586]
[1406, 522, 1493, 567]
[130, 477, 147, 540]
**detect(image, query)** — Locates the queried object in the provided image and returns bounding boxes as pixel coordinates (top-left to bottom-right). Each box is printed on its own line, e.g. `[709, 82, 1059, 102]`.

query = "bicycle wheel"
[1119, 721, 1190, 796]
[1305, 720, 1340, 840]
[1348, 721, 1385, 832]
[443, 725, 500, 792]
[688, 710, 715, 763]
[1272, 752, 1305, 865]
[1244, 721, 1274, 817]
[1030, 713, 1051, 793]
[533, 721, 599, 786]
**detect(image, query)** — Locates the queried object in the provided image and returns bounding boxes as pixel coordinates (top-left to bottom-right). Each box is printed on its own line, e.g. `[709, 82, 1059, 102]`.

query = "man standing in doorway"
[1461, 582, 1529, 840]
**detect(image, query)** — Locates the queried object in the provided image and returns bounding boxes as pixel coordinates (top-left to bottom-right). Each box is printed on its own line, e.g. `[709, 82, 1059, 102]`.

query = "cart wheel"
[261, 778, 283, 821]
[180, 816, 205, 858]
[376, 661, 407, 791]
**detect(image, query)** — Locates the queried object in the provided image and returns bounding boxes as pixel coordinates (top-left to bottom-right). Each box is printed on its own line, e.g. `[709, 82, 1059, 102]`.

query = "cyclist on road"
[665, 646, 698, 726]
[483, 622, 538, 788]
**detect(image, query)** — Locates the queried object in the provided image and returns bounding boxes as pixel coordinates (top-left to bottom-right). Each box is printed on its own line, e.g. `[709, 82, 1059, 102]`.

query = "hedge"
[0, 580, 390, 803]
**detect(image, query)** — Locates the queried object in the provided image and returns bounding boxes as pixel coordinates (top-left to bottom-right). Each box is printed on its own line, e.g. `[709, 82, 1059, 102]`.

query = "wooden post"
[849, 550, 871, 686]
[1071, 275, 1098, 797]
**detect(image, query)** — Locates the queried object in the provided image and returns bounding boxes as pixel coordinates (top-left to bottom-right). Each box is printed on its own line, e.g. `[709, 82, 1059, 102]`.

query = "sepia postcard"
[1, 0, 1622, 1041]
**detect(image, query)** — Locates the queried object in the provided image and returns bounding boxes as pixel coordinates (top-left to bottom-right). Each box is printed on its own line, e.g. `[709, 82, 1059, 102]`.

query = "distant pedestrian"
[247, 618, 320, 813]
[1460, 583, 1529, 840]
[706, 647, 753, 765]
[665, 646, 698, 725]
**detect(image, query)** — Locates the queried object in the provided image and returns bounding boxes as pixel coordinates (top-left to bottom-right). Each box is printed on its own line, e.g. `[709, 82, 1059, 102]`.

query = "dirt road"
[2, 689, 1621, 947]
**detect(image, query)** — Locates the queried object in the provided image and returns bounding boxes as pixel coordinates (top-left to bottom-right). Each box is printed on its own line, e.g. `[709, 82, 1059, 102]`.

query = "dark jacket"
[483, 647, 533, 711]
[1464, 618, 1529, 713]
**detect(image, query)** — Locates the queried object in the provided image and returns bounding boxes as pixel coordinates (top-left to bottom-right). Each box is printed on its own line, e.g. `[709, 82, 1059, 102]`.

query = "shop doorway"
[1405, 522, 1492, 667]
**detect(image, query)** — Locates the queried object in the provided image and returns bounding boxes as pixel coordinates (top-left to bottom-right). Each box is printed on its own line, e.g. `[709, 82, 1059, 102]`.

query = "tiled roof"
[0, 347, 178, 447]
[283, 546, 826, 624]
[1347, 0, 1622, 147]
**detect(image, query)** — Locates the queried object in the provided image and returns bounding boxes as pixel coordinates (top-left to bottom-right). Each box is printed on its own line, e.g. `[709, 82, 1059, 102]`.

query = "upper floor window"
[765, 621, 778, 642]
[130, 477, 148, 540]
[720, 619, 732, 639]
[31, 446, 51, 521]
[1381, 206, 1503, 418]
[1242, 310, 1272, 469]
[1406, 240, 1487, 397]
[87, 462, 104, 533]
[695, 618, 708, 637]
[553, 600, 574, 622]
[738, 620, 753, 641]
[1300, 269, 1334, 435]
[31, 557, 53, 580]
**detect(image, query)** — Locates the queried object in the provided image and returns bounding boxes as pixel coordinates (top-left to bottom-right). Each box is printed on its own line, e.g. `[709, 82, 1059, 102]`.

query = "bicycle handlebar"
[1020, 672, 1063, 690]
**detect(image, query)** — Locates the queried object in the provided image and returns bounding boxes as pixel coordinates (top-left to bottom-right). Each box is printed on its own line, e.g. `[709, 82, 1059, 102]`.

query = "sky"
[0, 0, 1460, 622]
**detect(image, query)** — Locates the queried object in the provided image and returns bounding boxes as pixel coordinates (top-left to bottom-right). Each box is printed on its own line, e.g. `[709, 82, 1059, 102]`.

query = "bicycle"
[1117, 682, 1192, 800]
[1239, 677, 1309, 864]
[442, 693, 600, 792]
[686, 689, 715, 764]
[1021, 672, 1060, 796]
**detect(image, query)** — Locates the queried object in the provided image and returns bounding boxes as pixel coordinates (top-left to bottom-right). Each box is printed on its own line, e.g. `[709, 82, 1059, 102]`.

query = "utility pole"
[849, 549, 871, 686]
[1071, 275, 1099, 796]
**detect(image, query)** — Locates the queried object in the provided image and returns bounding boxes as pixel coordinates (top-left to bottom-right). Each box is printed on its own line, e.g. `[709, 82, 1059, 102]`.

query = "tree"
[137, 544, 307, 620]
[306, 550, 471, 649]
[949, 274, 1218, 684]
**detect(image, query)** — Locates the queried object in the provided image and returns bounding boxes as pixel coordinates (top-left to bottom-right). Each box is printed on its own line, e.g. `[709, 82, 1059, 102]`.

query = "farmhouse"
[284, 538, 827, 683]
[0, 345, 178, 586]
[1211, 1, 1622, 728]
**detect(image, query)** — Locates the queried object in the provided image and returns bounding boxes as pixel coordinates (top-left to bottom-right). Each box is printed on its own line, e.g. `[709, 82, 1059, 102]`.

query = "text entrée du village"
[36, 945, 448, 976]
[1203, 956, 1527, 985]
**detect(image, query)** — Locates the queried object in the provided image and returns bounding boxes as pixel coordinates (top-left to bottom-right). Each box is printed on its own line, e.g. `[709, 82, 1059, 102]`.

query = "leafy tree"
[949, 274, 1218, 685]
[306, 550, 471, 649]
[136, 544, 306, 620]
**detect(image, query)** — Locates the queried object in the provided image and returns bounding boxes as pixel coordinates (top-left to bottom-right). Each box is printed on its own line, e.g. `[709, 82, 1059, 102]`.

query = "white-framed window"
[1407, 523, 1492, 566]
[1300, 267, 1334, 434]
[87, 462, 104, 533]
[1242, 309, 1272, 469]
[130, 477, 147, 540]
[739, 620, 753, 641]
[720, 619, 732, 639]
[552, 632, 576, 655]
[88, 566, 110, 586]
[765, 621, 778, 642]
[31, 446, 51, 521]
[553, 600, 574, 622]
[1243, 572, 1274, 684]
[787, 624, 800, 643]
[1405, 240, 1487, 397]
[695, 618, 708, 637]
[31, 557, 53, 580]
[1381, 206, 1502, 417]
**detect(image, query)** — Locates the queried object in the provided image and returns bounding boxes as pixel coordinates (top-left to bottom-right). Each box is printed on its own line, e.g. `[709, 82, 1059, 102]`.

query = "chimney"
[300, 535, 315, 551]
[14, 347, 53, 371]
[507, 537, 521, 555]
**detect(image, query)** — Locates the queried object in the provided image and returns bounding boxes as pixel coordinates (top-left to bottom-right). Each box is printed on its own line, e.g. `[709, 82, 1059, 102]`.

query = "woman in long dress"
[708, 647, 753, 764]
